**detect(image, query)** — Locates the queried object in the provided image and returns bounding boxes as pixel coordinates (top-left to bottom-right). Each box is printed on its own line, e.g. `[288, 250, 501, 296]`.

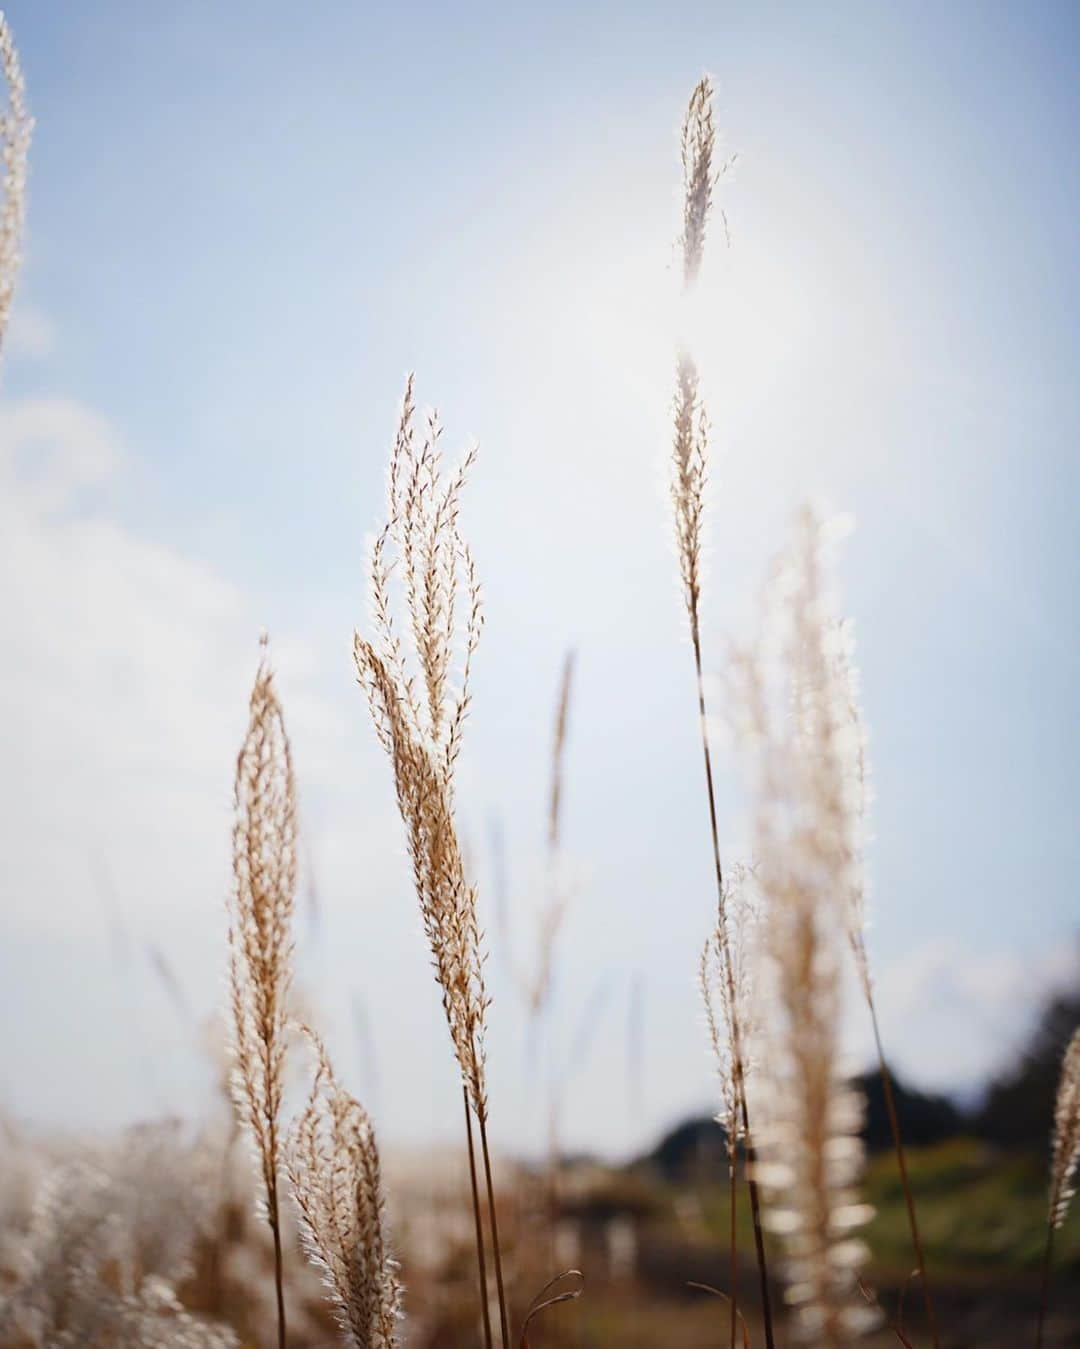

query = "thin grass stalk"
[701, 876, 754, 1349]
[729, 1154, 737, 1349]
[270, 1176, 286, 1349]
[464, 1085, 495, 1349]
[478, 1110, 512, 1349]
[671, 76, 776, 1345]
[692, 634, 776, 1349]
[736, 1092, 774, 1349]
[835, 623, 940, 1348]
[868, 1002, 939, 1347]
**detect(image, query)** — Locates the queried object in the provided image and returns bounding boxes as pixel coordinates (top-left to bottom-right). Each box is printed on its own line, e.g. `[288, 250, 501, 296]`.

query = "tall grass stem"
[478, 1111, 512, 1348]
[869, 1000, 939, 1347]
[270, 1176, 286, 1349]
[691, 633, 775, 1349]
[729, 1157, 737, 1349]
[464, 1086, 495, 1349]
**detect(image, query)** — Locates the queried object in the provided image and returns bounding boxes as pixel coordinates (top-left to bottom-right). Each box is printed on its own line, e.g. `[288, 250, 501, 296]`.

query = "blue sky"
[1, 0, 1078, 1157]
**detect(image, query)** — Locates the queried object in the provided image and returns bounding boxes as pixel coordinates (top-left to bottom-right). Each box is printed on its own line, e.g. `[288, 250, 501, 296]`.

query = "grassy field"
[517, 1138, 1080, 1346]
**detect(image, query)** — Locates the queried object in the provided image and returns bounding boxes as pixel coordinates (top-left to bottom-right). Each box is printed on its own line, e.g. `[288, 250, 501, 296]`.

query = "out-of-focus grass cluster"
[2, 1112, 1077, 1346]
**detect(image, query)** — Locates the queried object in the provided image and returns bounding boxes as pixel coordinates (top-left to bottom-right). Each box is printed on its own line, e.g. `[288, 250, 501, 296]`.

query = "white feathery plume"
[827, 619, 873, 1000]
[1050, 1028, 1080, 1231]
[680, 75, 716, 291]
[731, 504, 879, 1344]
[0, 11, 31, 356]
[699, 863, 756, 1154]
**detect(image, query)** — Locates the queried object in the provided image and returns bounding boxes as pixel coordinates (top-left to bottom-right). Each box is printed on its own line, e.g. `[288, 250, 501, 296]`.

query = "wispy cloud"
[0, 394, 254, 940]
[860, 937, 1080, 1095]
[6, 301, 54, 360]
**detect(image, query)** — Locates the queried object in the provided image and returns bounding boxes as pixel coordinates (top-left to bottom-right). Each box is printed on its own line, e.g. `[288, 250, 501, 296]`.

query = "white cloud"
[5, 302, 55, 361]
[0, 394, 454, 1134]
[0, 396, 256, 941]
[858, 936, 1080, 1096]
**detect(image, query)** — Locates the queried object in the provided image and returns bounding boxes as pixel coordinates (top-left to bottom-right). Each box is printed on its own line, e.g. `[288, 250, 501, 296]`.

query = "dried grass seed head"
[354, 377, 490, 1119]
[227, 655, 297, 1212]
[670, 351, 709, 634]
[287, 1028, 402, 1349]
[731, 505, 880, 1344]
[680, 76, 716, 290]
[699, 862, 756, 1150]
[0, 11, 31, 356]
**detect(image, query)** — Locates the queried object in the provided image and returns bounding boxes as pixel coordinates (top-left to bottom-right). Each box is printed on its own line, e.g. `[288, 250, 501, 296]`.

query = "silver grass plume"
[1050, 1028, 1080, 1230]
[671, 75, 714, 635]
[731, 505, 879, 1345]
[672, 76, 736, 621]
[355, 377, 512, 1349]
[699, 863, 755, 1155]
[353, 375, 489, 1121]
[680, 76, 716, 290]
[548, 649, 574, 854]
[829, 616, 941, 1344]
[671, 352, 709, 641]
[0, 1126, 234, 1347]
[827, 622, 873, 999]
[527, 649, 575, 1018]
[287, 1029, 401, 1349]
[227, 651, 296, 1349]
[673, 75, 775, 1348]
[1036, 1026, 1080, 1347]
[0, 11, 30, 356]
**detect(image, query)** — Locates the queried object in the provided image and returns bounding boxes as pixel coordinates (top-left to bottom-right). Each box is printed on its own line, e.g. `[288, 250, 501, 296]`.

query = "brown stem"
[691, 628, 776, 1349]
[729, 1148, 738, 1349]
[869, 999, 940, 1349]
[268, 1178, 286, 1349]
[1035, 1219, 1055, 1349]
[691, 628, 724, 902]
[478, 1108, 512, 1349]
[738, 1093, 775, 1349]
[464, 1086, 495, 1349]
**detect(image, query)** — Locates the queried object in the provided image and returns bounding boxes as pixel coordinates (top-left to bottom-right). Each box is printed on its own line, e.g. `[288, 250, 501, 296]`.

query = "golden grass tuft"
[679, 75, 716, 291]
[353, 377, 510, 1349]
[287, 1028, 402, 1349]
[227, 648, 297, 1349]
[353, 377, 488, 1121]
[670, 352, 708, 646]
